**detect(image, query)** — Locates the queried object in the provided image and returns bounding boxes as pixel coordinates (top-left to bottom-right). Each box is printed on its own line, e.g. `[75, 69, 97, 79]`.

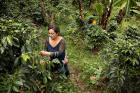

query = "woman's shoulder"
[59, 36, 65, 43]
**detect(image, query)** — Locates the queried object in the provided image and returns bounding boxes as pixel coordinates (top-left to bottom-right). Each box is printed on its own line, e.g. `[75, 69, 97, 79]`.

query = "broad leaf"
[12, 86, 19, 92]
[95, 3, 104, 16]
[21, 53, 30, 62]
[132, 10, 140, 15]
[15, 81, 23, 86]
[6, 35, 13, 46]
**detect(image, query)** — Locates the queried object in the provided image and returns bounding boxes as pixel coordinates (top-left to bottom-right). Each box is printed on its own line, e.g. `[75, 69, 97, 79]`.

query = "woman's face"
[48, 29, 58, 40]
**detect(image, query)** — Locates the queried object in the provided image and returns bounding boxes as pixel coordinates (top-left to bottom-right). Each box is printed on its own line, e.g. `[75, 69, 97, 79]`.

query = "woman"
[40, 24, 69, 76]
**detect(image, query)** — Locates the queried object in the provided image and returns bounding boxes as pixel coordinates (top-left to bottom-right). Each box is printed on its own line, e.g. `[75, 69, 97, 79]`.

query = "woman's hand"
[39, 51, 51, 56]
[63, 56, 68, 64]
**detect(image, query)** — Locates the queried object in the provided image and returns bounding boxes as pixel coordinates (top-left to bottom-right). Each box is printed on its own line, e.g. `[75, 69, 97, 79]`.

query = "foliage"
[106, 18, 118, 41]
[107, 18, 118, 33]
[67, 38, 106, 90]
[0, 69, 25, 93]
[0, 18, 37, 73]
[55, 0, 77, 25]
[113, 0, 140, 17]
[84, 24, 109, 50]
[81, 58, 105, 88]
[0, 0, 45, 25]
[0, 18, 81, 92]
[131, 1, 140, 16]
[0, 0, 140, 92]
[95, 3, 104, 17]
[0, 0, 36, 17]
[101, 25, 140, 93]
[0, 18, 41, 92]
[65, 20, 87, 49]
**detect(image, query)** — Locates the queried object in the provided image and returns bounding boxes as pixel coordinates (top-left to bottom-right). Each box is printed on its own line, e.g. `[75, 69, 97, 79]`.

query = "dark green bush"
[101, 25, 140, 93]
[0, 18, 37, 73]
[84, 25, 109, 51]
[0, 18, 72, 93]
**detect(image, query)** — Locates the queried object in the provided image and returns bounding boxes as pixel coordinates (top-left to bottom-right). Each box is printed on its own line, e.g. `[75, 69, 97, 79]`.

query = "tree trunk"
[39, 0, 48, 24]
[78, 0, 84, 20]
[99, 0, 113, 30]
[116, 8, 126, 24]
[89, 0, 94, 9]
[77, 0, 85, 30]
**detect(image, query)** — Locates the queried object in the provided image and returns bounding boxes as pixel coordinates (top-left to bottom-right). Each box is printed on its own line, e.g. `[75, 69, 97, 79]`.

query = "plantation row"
[1, 0, 140, 93]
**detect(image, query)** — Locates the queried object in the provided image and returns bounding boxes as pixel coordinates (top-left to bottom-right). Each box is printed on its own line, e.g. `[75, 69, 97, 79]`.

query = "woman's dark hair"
[48, 24, 60, 34]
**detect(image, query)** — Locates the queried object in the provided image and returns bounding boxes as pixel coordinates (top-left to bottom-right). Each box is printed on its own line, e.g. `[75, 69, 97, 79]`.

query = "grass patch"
[66, 37, 107, 90]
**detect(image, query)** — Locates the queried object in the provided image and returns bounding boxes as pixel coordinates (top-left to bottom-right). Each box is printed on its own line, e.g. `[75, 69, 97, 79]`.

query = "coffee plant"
[0, 18, 69, 93]
[84, 24, 109, 52]
[101, 25, 140, 93]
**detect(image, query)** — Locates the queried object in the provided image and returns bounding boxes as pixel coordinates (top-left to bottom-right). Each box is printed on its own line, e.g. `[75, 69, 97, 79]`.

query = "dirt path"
[69, 65, 101, 93]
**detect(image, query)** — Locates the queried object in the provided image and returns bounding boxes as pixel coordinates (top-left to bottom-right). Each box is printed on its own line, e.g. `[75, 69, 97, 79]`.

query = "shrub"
[0, 18, 37, 73]
[101, 25, 140, 93]
[84, 25, 109, 52]
[0, 18, 72, 93]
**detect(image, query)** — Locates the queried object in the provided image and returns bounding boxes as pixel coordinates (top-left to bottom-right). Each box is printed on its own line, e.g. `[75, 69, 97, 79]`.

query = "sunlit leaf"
[15, 81, 23, 86]
[0, 47, 5, 54]
[120, 2, 127, 9]
[131, 10, 140, 15]
[12, 86, 19, 92]
[6, 35, 13, 46]
[21, 53, 30, 62]
[136, 2, 140, 7]
[113, 0, 124, 6]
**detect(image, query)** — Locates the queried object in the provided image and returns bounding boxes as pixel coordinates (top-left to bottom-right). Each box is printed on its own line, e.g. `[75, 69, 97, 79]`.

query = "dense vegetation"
[0, 0, 140, 93]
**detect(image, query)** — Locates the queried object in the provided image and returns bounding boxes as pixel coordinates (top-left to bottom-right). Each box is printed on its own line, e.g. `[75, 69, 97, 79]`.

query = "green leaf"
[120, 2, 127, 9]
[136, 2, 140, 7]
[43, 77, 48, 84]
[95, 3, 104, 16]
[15, 81, 23, 86]
[12, 86, 19, 92]
[131, 10, 140, 15]
[7, 85, 12, 93]
[126, 0, 130, 16]
[113, 0, 122, 6]
[2, 37, 7, 45]
[14, 57, 20, 66]
[132, 59, 139, 66]
[21, 53, 30, 62]
[0, 47, 4, 54]
[6, 35, 13, 46]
